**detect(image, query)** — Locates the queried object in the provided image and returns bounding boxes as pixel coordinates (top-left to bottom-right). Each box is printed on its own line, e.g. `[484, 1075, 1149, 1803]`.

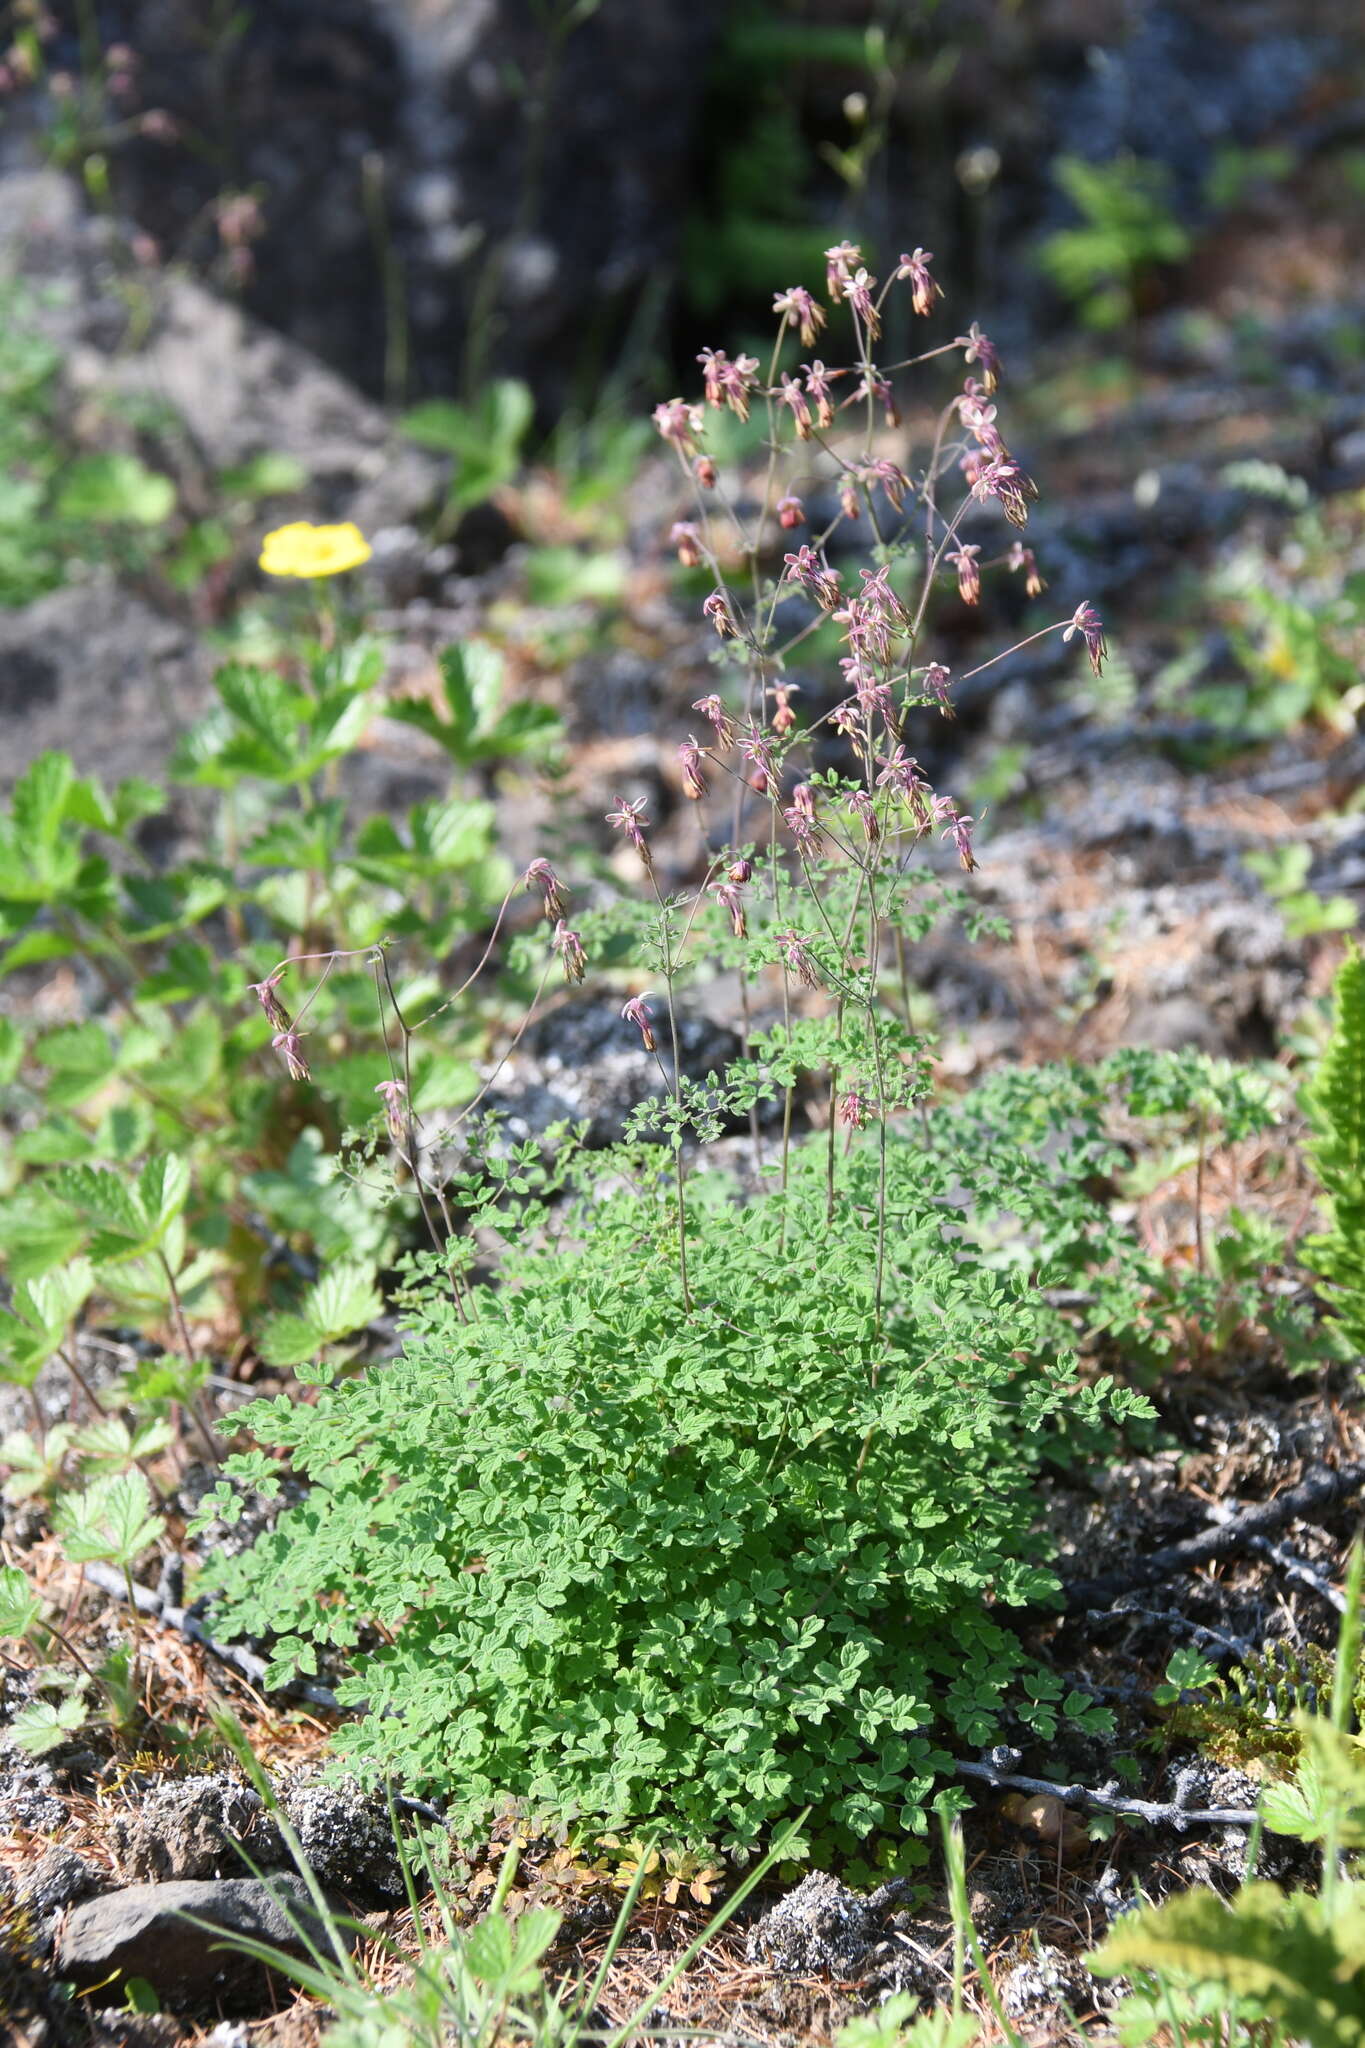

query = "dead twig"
[1056, 1460, 1365, 1614]
[952, 1757, 1258, 1829]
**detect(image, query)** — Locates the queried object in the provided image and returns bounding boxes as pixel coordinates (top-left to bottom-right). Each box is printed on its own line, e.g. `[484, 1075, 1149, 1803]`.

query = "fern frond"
[1303, 943, 1365, 1357]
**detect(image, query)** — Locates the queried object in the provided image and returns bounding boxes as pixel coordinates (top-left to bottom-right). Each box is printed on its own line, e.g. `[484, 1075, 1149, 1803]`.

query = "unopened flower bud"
[840, 480, 861, 522]
[777, 495, 804, 529]
[728, 856, 753, 884]
[694, 454, 717, 487]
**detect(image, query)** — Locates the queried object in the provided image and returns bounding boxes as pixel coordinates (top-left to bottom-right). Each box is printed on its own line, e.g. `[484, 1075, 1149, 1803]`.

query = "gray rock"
[482, 996, 745, 1148]
[57, 1874, 356, 2007]
[0, 581, 210, 799]
[16, 1846, 104, 1915]
[746, 1870, 879, 1975]
[106, 1774, 282, 1884]
[0, 170, 440, 536]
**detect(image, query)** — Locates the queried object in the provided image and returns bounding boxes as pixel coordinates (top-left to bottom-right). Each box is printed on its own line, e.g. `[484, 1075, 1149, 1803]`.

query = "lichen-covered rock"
[746, 1870, 879, 1976]
[106, 1775, 282, 1883]
[281, 1772, 405, 1904]
[1000, 1942, 1105, 2022]
[16, 1845, 104, 1915]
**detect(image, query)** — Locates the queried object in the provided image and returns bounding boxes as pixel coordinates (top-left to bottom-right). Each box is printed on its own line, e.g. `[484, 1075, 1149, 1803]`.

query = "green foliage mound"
[200, 1112, 1147, 1855]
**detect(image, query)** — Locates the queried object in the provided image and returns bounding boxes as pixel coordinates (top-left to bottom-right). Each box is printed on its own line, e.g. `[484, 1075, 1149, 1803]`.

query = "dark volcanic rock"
[106, 1775, 282, 1884]
[57, 1874, 356, 2008]
[27, 0, 718, 405]
[482, 996, 745, 1147]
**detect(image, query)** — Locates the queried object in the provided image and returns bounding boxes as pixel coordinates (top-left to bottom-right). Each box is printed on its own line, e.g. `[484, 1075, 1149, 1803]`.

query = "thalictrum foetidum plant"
[187, 248, 1198, 1862]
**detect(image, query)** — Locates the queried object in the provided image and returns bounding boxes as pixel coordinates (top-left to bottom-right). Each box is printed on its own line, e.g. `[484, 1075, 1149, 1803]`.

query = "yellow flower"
[258, 520, 372, 578]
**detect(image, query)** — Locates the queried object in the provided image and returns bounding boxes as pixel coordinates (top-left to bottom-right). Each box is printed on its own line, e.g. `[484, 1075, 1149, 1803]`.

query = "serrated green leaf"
[58, 452, 175, 525]
[0, 1563, 43, 1638]
[258, 1259, 383, 1367]
[11, 1693, 88, 1755]
[57, 1472, 164, 1566]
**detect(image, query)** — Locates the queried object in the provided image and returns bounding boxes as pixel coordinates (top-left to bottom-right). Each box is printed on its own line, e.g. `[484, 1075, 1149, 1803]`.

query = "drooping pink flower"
[271, 1028, 311, 1082]
[921, 662, 954, 717]
[711, 880, 747, 938]
[678, 736, 707, 801]
[839, 1088, 869, 1130]
[694, 454, 717, 488]
[1007, 541, 1045, 596]
[935, 798, 978, 872]
[875, 746, 932, 828]
[777, 930, 820, 988]
[697, 346, 760, 421]
[958, 321, 1000, 393]
[621, 993, 658, 1052]
[776, 494, 805, 529]
[858, 564, 910, 631]
[524, 857, 567, 923]
[896, 247, 942, 317]
[777, 371, 813, 440]
[653, 397, 705, 450]
[844, 789, 880, 843]
[692, 694, 736, 747]
[1064, 601, 1108, 677]
[783, 544, 841, 610]
[702, 588, 738, 638]
[553, 921, 587, 984]
[802, 360, 836, 429]
[773, 285, 825, 348]
[771, 682, 800, 735]
[606, 794, 650, 853]
[248, 969, 291, 1033]
[824, 240, 862, 300]
[971, 458, 1035, 528]
[848, 365, 898, 428]
[670, 520, 703, 568]
[842, 267, 881, 339]
[862, 458, 910, 511]
[949, 543, 981, 606]
[374, 1077, 407, 1146]
[727, 855, 753, 884]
